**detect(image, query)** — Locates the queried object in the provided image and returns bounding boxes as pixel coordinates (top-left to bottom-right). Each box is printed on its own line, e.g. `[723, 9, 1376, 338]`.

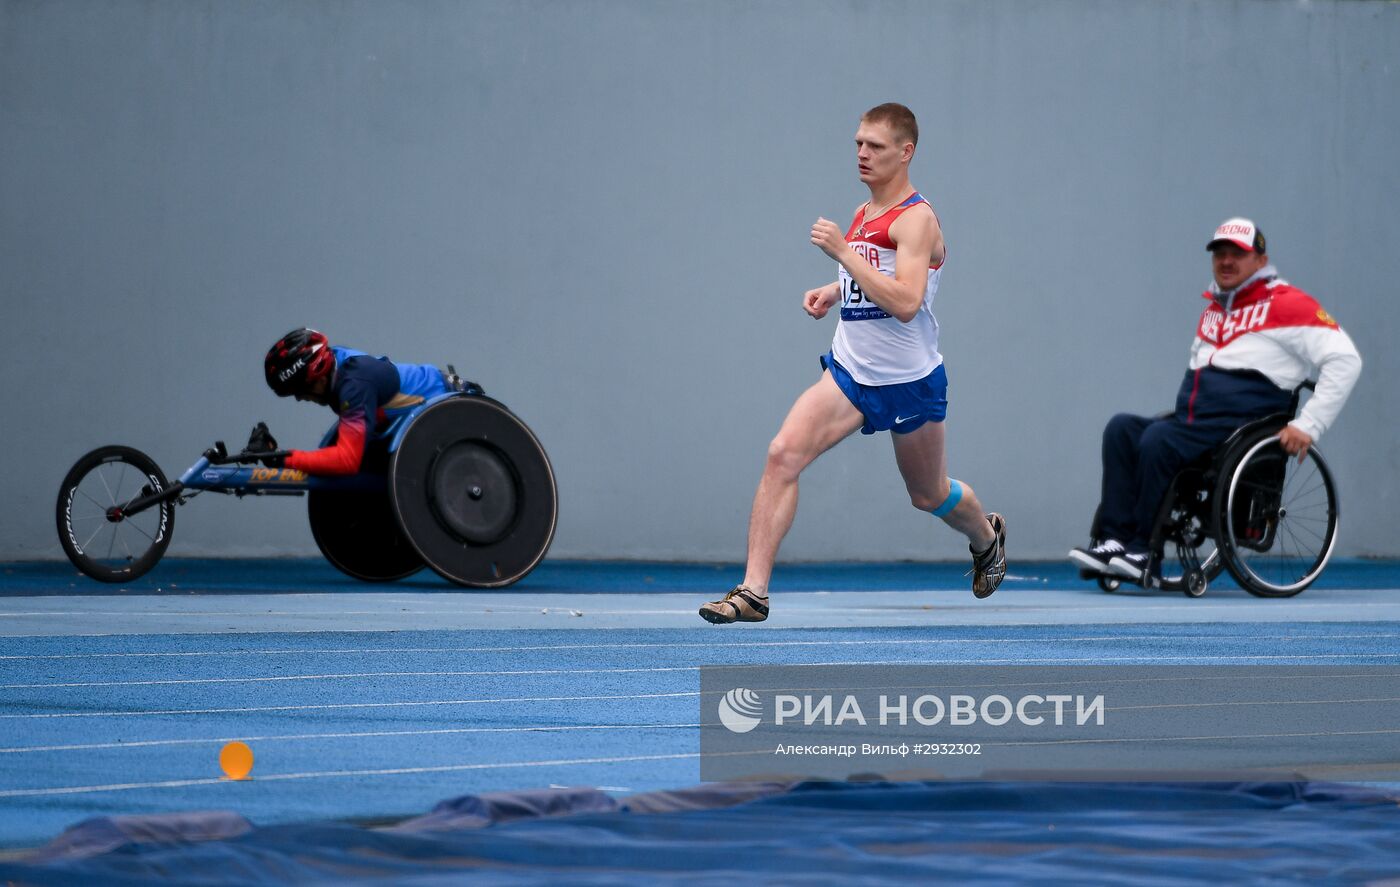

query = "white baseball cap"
[1207, 217, 1266, 253]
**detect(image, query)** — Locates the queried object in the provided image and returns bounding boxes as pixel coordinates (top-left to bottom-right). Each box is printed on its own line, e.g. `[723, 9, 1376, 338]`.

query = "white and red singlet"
[831, 192, 944, 385]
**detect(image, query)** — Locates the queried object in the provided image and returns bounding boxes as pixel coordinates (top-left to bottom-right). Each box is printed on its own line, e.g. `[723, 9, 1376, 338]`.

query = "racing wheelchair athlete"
[56, 328, 557, 588]
[1069, 218, 1361, 597]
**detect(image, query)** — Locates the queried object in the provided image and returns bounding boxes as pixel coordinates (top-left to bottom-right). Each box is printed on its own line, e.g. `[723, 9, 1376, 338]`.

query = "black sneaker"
[1108, 551, 1152, 584]
[1069, 540, 1126, 575]
[970, 513, 1007, 599]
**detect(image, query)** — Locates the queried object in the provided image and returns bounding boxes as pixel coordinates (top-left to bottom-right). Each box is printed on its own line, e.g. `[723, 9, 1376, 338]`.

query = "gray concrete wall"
[3, 0, 1397, 562]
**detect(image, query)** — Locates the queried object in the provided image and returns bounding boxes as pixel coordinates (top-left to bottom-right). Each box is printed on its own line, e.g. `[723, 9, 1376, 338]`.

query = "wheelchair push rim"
[389, 396, 557, 588]
[56, 445, 175, 583]
[1215, 434, 1338, 597]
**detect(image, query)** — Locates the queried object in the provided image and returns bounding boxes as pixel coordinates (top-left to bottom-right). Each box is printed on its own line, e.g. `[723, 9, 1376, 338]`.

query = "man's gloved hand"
[245, 422, 285, 467]
[247, 422, 278, 453]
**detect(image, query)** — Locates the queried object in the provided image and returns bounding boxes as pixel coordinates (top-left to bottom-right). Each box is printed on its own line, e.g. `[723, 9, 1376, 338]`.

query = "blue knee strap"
[930, 479, 963, 518]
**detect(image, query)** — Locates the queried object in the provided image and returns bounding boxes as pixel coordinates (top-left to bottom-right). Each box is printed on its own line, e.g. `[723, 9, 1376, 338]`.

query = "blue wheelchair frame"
[171, 392, 465, 500]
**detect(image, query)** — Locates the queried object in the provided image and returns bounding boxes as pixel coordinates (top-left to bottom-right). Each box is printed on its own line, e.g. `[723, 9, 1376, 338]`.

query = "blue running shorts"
[821, 351, 948, 435]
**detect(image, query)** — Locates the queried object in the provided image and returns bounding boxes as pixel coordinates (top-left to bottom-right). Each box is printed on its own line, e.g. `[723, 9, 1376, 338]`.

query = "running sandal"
[699, 585, 769, 624]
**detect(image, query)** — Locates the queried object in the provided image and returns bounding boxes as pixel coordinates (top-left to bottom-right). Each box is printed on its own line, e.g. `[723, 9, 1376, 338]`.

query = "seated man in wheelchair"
[260, 328, 481, 475]
[1070, 218, 1362, 587]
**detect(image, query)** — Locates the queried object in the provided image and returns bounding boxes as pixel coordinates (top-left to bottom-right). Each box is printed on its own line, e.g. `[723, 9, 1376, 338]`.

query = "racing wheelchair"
[55, 381, 557, 588]
[1087, 383, 1338, 598]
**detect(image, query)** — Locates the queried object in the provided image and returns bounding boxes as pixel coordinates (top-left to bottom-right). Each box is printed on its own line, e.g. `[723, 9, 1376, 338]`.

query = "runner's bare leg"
[741, 371, 864, 593]
[890, 420, 995, 548]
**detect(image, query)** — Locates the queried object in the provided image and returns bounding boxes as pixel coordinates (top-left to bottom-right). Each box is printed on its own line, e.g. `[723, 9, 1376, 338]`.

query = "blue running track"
[2, 558, 1398, 882]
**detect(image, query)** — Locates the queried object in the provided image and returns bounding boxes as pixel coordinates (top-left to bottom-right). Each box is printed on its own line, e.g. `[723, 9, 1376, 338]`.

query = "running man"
[700, 103, 1006, 624]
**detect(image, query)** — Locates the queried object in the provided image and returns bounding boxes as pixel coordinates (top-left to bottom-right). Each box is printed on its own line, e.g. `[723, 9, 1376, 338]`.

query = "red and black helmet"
[264, 328, 335, 396]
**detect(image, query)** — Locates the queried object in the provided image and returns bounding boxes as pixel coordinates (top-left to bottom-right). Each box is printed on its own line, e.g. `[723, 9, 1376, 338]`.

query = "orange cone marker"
[220, 741, 254, 780]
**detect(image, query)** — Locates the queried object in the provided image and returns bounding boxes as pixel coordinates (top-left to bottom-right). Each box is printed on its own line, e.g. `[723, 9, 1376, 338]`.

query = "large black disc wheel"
[308, 489, 424, 582]
[56, 445, 175, 583]
[389, 396, 557, 588]
[1212, 428, 1338, 598]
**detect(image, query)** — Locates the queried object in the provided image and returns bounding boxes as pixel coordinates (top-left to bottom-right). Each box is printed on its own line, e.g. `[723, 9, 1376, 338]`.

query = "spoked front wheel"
[56, 446, 175, 583]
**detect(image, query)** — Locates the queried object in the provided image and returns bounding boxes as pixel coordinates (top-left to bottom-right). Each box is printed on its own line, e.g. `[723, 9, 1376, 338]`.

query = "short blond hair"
[862, 103, 918, 147]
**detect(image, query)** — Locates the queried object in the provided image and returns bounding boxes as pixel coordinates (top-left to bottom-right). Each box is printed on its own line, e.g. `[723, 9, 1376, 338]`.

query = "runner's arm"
[811, 206, 940, 323]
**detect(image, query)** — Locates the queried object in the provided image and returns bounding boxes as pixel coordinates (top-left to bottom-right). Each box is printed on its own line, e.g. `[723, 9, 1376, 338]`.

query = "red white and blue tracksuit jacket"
[1178, 266, 1362, 437]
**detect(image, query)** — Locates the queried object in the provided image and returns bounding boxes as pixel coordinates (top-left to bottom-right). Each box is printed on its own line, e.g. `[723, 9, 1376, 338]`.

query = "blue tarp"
[3, 780, 1398, 885]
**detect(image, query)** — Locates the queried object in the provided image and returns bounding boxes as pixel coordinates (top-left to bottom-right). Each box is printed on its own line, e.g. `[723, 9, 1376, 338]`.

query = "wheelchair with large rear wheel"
[1088, 384, 1339, 598]
[55, 388, 557, 589]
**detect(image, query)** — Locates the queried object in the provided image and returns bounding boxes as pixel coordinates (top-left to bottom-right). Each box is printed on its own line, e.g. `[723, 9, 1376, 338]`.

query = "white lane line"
[1109, 696, 1400, 713]
[0, 629, 413, 639]
[0, 609, 699, 618]
[4, 596, 1400, 624]
[997, 727, 1400, 747]
[8, 652, 1400, 690]
[0, 665, 708, 689]
[13, 689, 1397, 752]
[11, 611, 1400, 640]
[3, 632, 1395, 661]
[0, 610, 497, 618]
[0, 723, 702, 754]
[5, 656, 1400, 717]
[0, 690, 701, 720]
[0, 751, 706, 799]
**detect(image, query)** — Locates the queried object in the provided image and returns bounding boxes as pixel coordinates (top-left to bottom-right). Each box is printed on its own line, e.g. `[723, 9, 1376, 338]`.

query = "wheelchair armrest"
[1210, 414, 1293, 472]
[1288, 380, 1315, 418]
